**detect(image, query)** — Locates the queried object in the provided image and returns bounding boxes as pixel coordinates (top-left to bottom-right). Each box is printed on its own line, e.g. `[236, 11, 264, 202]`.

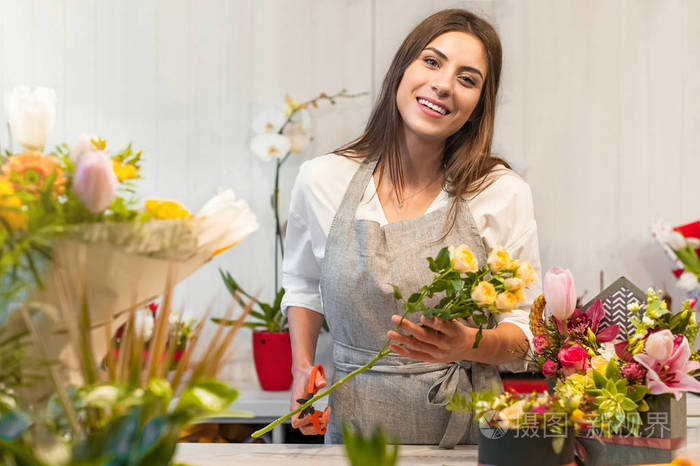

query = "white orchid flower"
[133, 309, 155, 340]
[250, 133, 291, 162]
[251, 108, 287, 135]
[196, 189, 259, 256]
[4, 86, 56, 151]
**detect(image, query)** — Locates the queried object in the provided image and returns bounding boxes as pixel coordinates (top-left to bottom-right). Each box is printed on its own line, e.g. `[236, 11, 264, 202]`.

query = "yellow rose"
[499, 399, 526, 429]
[495, 291, 518, 312]
[487, 247, 513, 273]
[471, 281, 496, 306]
[448, 244, 478, 273]
[144, 199, 192, 220]
[516, 262, 537, 288]
[0, 179, 27, 229]
[514, 288, 526, 303]
[112, 159, 138, 181]
[590, 355, 608, 372]
[504, 277, 523, 291]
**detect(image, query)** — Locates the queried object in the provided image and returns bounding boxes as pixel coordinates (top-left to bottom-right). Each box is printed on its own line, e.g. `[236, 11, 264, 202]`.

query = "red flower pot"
[252, 331, 293, 391]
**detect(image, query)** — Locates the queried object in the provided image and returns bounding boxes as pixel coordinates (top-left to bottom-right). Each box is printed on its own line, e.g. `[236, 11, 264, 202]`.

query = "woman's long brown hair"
[335, 9, 509, 237]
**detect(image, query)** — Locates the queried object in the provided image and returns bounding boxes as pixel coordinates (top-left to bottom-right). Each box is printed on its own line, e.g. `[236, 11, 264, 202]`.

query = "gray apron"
[319, 157, 502, 448]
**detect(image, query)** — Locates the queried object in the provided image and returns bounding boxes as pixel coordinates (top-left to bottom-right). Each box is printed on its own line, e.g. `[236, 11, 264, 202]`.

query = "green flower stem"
[252, 306, 412, 439]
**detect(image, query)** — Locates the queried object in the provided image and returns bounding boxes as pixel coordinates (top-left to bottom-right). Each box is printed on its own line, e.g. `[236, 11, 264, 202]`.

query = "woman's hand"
[387, 314, 475, 363]
[289, 366, 332, 435]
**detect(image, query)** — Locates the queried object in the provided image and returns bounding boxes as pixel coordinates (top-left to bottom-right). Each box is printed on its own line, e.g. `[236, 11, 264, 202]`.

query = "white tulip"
[678, 272, 700, 292]
[250, 133, 291, 162]
[196, 189, 259, 256]
[4, 86, 56, 151]
[687, 237, 700, 250]
[666, 231, 687, 251]
[251, 108, 287, 135]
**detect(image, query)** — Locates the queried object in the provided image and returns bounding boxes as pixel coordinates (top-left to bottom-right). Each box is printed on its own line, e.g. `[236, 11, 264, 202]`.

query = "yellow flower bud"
[471, 281, 497, 306]
[448, 244, 479, 273]
[487, 247, 513, 273]
[495, 291, 518, 312]
[516, 262, 537, 288]
[144, 199, 192, 220]
[590, 355, 608, 372]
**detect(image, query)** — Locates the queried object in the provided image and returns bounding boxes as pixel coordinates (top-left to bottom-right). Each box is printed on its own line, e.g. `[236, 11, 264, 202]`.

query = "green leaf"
[407, 292, 422, 304]
[272, 288, 286, 311]
[605, 379, 617, 395]
[592, 369, 607, 389]
[0, 410, 31, 441]
[435, 247, 451, 271]
[451, 280, 463, 292]
[177, 380, 239, 415]
[621, 397, 637, 411]
[605, 360, 620, 379]
[391, 284, 403, 300]
[637, 399, 650, 412]
[626, 385, 648, 402]
[427, 257, 439, 273]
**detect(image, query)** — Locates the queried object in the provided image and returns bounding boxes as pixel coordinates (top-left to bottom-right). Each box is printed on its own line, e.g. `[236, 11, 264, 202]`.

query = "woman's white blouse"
[281, 154, 542, 372]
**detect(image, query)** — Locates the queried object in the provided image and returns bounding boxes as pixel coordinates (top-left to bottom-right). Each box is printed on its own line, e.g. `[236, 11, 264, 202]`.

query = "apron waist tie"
[332, 340, 475, 448]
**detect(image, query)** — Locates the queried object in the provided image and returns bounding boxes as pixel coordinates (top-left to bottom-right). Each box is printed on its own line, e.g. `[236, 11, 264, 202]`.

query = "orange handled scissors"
[295, 364, 326, 435]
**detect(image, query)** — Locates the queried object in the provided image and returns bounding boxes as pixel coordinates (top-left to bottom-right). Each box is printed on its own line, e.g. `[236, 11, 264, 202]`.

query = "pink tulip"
[634, 336, 700, 400]
[73, 150, 117, 214]
[543, 267, 577, 322]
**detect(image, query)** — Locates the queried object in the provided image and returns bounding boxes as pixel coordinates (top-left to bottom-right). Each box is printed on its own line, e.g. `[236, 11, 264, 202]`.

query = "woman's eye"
[459, 76, 476, 87]
[423, 57, 439, 67]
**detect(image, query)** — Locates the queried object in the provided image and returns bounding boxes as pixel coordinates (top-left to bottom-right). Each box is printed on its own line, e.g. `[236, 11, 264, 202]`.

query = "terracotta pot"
[252, 331, 293, 391]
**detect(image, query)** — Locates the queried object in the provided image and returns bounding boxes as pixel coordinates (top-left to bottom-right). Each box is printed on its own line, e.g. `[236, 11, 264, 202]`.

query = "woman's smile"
[416, 96, 451, 116]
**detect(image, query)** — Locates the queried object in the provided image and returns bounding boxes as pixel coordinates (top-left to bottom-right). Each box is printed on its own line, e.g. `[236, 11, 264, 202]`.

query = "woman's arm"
[288, 306, 331, 435]
[387, 315, 528, 365]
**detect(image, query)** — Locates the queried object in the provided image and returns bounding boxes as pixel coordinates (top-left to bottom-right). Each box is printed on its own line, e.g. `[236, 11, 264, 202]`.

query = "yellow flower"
[514, 288, 526, 303]
[495, 291, 518, 312]
[499, 399, 526, 429]
[471, 281, 496, 306]
[448, 244, 478, 273]
[572, 409, 585, 422]
[590, 355, 608, 372]
[284, 94, 303, 116]
[0, 179, 27, 229]
[144, 199, 192, 220]
[487, 247, 513, 273]
[516, 262, 537, 288]
[112, 159, 138, 181]
[504, 277, 523, 291]
[1, 151, 66, 196]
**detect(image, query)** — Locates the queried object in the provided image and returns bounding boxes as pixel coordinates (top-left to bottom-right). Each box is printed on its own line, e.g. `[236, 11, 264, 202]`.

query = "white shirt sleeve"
[280, 162, 324, 316]
[471, 170, 543, 373]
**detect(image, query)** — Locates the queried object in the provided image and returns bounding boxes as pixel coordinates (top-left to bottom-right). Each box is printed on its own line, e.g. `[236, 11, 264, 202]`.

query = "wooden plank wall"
[1, 0, 699, 380]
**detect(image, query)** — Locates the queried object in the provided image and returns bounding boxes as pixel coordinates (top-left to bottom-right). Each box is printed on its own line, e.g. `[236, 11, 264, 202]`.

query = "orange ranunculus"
[1, 151, 66, 196]
[144, 199, 192, 220]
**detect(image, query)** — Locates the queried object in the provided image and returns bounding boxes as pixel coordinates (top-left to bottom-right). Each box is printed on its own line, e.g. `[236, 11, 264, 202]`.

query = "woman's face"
[396, 31, 487, 143]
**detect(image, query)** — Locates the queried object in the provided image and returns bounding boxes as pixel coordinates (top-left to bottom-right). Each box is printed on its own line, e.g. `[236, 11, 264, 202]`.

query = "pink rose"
[533, 335, 549, 354]
[558, 344, 589, 373]
[645, 329, 674, 362]
[542, 360, 559, 378]
[543, 267, 577, 322]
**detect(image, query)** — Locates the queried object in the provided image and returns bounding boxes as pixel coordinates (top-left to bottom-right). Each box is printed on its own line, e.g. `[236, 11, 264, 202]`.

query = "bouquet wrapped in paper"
[651, 218, 700, 309]
[0, 86, 258, 392]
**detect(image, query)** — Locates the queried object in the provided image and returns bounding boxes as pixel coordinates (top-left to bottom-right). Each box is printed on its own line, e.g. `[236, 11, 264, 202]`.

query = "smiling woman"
[281, 9, 543, 447]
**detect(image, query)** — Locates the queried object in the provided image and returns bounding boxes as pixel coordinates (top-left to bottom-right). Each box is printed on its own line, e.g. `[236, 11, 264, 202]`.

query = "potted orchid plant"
[529, 266, 700, 464]
[216, 90, 365, 391]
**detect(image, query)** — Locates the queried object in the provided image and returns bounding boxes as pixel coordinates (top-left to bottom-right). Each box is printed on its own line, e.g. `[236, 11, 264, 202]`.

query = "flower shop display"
[530, 266, 700, 464]
[652, 218, 700, 310]
[251, 244, 536, 438]
[0, 85, 258, 397]
[216, 90, 365, 391]
[447, 390, 583, 466]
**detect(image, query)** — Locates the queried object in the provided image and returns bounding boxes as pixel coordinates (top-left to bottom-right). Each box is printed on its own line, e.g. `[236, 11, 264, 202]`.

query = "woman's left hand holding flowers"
[387, 314, 475, 363]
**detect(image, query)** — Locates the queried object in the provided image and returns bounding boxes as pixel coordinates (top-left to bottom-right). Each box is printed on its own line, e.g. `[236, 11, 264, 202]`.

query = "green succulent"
[587, 361, 647, 436]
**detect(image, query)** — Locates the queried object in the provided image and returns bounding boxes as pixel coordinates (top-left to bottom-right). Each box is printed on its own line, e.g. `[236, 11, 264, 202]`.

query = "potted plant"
[219, 270, 292, 391]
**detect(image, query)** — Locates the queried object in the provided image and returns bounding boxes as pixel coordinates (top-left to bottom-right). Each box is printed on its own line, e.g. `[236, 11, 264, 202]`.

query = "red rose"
[558, 344, 589, 373]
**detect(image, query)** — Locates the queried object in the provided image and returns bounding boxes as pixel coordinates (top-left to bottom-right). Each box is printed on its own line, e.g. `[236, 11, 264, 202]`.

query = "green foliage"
[588, 361, 647, 436]
[342, 424, 399, 466]
[217, 268, 288, 332]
